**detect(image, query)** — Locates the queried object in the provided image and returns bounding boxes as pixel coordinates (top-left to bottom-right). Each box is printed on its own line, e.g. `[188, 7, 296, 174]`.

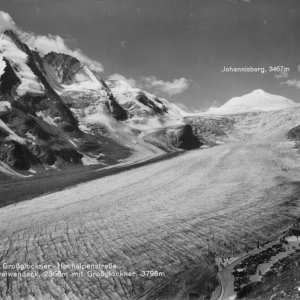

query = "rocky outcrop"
[143, 124, 202, 152]
[54, 148, 83, 163]
[43, 52, 82, 84]
[0, 140, 38, 170]
[0, 58, 21, 95]
[106, 80, 174, 119]
[136, 92, 168, 115]
[171, 124, 202, 150]
[0, 104, 84, 170]
[287, 125, 300, 141]
[107, 94, 128, 121]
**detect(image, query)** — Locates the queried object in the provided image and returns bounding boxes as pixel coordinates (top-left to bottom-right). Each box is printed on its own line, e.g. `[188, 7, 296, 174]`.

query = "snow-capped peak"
[0, 11, 17, 33]
[205, 89, 299, 115]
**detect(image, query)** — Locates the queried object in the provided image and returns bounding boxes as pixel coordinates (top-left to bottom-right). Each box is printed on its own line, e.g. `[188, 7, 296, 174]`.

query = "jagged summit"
[205, 89, 299, 115]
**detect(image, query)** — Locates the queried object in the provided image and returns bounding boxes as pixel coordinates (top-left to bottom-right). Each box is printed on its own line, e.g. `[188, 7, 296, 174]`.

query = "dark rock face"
[0, 58, 21, 95]
[144, 124, 202, 152]
[0, 141, 38, 170]
[172, 124, 202, 150]
[78, 141, 101, 152]
[43, 52, 82, 84]
[107, 94, 128, 121]
[136, 92, 168, 115]
[0, 139, 84, 170]
[54, 148, 83, 163]
[28, 144, 56, 165]
[287, 125, 300, 141]
[0, 105, 85, 169]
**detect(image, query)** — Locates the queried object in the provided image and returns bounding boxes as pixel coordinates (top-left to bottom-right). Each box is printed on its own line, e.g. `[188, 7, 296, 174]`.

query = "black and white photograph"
[1, 0, 300, 299]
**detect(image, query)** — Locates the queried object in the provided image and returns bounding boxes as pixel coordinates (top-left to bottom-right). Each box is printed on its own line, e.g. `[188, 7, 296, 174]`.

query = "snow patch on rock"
[0, 54, 6, 76]
[0, 118, 26, 144]
[0, 161, 28, 178]
[0, 35, 44, 96]
[0, 101, 11, 114]
[61, 66, 102, 92]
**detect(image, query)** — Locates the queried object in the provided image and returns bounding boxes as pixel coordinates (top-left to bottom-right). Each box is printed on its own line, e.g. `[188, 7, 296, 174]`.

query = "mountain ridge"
[0, 25, 202, 177]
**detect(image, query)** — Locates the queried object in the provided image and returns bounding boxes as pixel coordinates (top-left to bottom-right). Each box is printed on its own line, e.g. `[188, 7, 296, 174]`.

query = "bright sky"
[2, 0, 300, 110]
